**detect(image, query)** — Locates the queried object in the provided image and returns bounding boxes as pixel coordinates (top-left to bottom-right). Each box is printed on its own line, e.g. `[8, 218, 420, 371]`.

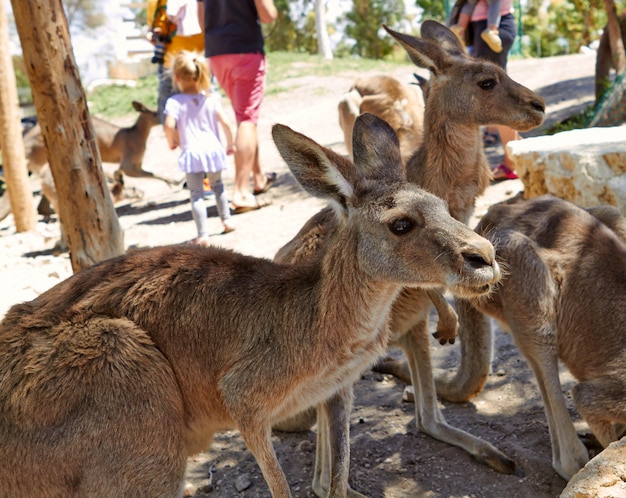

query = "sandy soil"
[0, 50, 600, 497]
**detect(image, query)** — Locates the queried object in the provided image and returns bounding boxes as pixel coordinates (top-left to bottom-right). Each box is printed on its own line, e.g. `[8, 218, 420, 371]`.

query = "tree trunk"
[10, 0, 124, 272]
[0, 1, 35, 232]
[604, 0, 626, 74]
[315, 0, 333, 60]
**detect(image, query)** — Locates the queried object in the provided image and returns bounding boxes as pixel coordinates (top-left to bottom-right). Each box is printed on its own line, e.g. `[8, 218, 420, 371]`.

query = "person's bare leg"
[232, 120, 258, 208]
[252, 141, 266, 192]
[495, 125, 520, 169]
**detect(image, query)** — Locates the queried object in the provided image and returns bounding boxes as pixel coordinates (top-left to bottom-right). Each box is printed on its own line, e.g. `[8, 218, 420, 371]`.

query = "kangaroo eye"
[390, 218, 413, 235]
[479, 79, 496, 90]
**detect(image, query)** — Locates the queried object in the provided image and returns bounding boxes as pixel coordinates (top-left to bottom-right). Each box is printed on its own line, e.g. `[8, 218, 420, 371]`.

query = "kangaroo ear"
[384, 23, 460, 75]
[351, 113, 403, 182]
[272, 123, 357, 206]
[420, 20, 466, 55]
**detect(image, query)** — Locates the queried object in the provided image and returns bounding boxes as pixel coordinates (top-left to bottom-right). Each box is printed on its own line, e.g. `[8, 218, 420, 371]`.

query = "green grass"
[86, 51, 411, 118]
[87, 75, 159, 118]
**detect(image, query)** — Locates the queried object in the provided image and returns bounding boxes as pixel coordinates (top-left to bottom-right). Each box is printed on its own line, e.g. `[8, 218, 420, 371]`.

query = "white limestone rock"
[508, 126, 626, 211]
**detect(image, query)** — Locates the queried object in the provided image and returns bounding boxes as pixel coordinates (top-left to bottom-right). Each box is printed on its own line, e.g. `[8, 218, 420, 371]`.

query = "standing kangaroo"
[469, 195, 626, 480]
[273, 20, 545, 496]
[0, 114, 501, 498]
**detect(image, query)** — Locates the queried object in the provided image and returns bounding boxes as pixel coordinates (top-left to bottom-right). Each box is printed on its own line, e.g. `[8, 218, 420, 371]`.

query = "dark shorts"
[471, 13, 516, 70]
[209, 53, 266, 124]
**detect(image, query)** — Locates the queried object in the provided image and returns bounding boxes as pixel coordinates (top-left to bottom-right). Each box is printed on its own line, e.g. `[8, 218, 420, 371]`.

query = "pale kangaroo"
[468, 195, 626, 480]
[0, 114, 502, 498]
[273, 20, 545, 495]
[338, 74, 425, 163]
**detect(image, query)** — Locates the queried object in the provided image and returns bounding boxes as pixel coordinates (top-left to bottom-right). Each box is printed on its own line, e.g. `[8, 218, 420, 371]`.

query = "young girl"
[164, 50, 235, 245]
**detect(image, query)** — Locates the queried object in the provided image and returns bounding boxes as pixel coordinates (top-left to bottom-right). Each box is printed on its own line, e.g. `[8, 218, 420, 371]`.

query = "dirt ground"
[0, 50, 600, 497]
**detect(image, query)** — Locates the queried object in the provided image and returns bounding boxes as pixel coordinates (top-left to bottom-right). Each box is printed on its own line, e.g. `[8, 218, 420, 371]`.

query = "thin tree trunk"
[0, 1, 35, 232]
[604, 0, 626, 74]
[10, 0, 124, 272]
[315, 0, 333, 60]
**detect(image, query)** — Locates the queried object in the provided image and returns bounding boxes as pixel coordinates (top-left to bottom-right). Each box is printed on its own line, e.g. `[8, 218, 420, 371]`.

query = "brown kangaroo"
[273, 20, 545, 496]
[22, 100, 176, 216]
[468, 195, 626, 480]
[20, 101, 171, 250]
[0, 113, 501, 498]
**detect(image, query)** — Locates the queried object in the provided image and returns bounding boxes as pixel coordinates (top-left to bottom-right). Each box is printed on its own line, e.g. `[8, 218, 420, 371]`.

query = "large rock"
[508, 126, 626, 211]
[560, 437, 626, 498]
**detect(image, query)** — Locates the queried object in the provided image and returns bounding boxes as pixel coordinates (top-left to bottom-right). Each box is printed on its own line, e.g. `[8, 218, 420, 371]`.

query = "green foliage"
[521, 0, 620, 57]
[264, 0, 299, 52]
[264, 0, 324, 55]
[414, 0, 447, 23]
[12, 56, 28, 89]
[88, 75, 159, 118]
[544, 105, 596, 135]
[344, 0, 407, 58]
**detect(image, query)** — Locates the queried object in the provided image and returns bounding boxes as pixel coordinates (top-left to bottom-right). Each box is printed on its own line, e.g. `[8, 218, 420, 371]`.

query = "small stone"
[402, 385, 415, 402]
[234, 474, 253, 492]
[297, 440, 313, 452]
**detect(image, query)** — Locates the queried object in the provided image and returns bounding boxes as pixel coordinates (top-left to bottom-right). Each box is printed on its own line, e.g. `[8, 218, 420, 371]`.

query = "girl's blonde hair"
[171, 50, 211, 93]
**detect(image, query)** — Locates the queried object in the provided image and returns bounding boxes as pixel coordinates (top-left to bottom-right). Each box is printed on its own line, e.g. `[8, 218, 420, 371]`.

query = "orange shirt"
[147, 0, 205, 68]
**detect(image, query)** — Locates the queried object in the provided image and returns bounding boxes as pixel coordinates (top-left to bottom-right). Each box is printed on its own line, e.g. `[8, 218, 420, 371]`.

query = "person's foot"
[231, 195, 272, 215]
[253, 172, 277, 195]
[188, 236, 211, 247]
[491, 163, 518, 182]
[481, 28, 503, 53]
[221, 223, 235, 234]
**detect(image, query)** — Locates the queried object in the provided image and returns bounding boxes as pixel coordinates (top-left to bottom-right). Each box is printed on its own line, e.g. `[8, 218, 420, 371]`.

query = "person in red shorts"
[198, 0, 278, 213]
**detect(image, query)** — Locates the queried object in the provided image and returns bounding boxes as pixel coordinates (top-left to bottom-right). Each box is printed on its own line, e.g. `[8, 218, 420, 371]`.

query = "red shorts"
[209, 53, 266, 125]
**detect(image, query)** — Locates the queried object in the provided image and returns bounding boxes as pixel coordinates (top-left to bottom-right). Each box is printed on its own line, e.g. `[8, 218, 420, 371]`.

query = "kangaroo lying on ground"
[338, 73, 425, 163]
[273, 20, 545, 496]
[0, 114, 501, 498]
[468, 195, 626, 481]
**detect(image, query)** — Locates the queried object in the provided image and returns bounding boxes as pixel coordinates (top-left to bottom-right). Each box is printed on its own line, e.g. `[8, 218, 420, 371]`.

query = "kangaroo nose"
[531, 98, 545, 113]
[463, 251, 491, 270]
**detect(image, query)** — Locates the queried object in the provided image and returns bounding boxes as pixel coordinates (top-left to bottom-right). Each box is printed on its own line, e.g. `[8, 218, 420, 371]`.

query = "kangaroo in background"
[0, 114, 501, 498]
[15, 101, 172, 250]
[23, 100, 177, 215]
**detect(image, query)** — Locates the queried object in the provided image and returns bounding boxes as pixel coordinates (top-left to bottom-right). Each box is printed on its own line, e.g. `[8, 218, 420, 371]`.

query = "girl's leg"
[482, 0, 503, 53]
[186, 172, 210, 243]
[206, 171, 234, 233]
[486, 0, 502, 28]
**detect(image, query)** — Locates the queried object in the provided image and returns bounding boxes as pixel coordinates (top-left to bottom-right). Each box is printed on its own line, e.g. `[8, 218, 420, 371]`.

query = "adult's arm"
[254, 0, 277, 24]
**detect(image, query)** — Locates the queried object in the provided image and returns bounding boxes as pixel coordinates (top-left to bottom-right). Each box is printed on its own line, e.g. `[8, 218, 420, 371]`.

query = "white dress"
[164, 92, 227, 174]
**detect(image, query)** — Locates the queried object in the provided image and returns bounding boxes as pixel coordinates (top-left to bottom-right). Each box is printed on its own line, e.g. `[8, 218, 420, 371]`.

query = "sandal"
[491, 164, 519, 182]
[231, 195, 272, 215]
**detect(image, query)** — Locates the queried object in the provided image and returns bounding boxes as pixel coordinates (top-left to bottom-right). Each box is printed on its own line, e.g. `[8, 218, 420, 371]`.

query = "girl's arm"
[163, 115, 179, 150]
[216, 109, 235, 155]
